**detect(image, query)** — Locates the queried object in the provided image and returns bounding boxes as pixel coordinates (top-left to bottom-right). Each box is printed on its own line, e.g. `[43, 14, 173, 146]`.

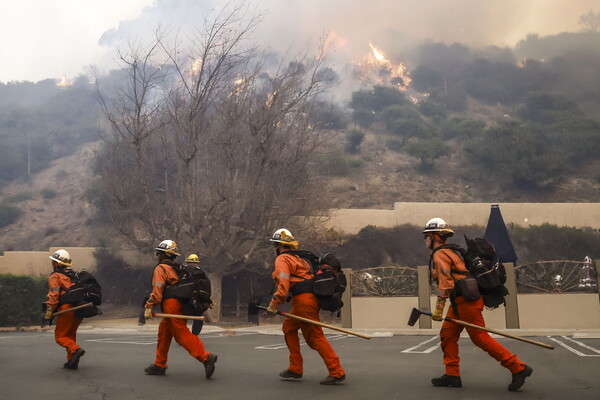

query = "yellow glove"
[144, 308, 153, 320]
[266, 303, 277, 316]
[44, 307, 54, 320]
[432, 297, 446, 321]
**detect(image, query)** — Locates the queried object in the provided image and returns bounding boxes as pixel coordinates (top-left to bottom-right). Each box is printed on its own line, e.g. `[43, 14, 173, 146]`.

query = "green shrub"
[316, 151, 354, 176]
[0, 203, 21, 227]
[346, 128, 365, 154]
[44, 227, 59, 236]
[4, 192, 33, 204]
[386, 139, 403, 152]
[0, 275, 47, 327]
[40, 188, 57, 199]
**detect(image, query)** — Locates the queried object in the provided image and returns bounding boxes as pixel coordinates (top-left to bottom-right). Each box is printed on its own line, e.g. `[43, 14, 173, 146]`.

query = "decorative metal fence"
[349, 259, 598, 297]
[351, 266, 418, 296]
[515, 258, 598, 294]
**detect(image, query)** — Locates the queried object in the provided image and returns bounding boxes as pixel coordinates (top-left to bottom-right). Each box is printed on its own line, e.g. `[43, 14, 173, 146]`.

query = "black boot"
[320, 375, 346, 385]
[431, 374, 462, 387]
[508, 365, 532, 391]
[279, 369, 302, 379]
[64, 348, 85, 369]
[203, 353, 218, 379]
[144, 364, 166, 375]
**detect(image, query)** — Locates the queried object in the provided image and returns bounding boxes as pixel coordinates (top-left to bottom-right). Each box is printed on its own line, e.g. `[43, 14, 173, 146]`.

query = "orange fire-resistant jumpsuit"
[270, 252, 345, 378]
[431, 247, 527, 377]
[145, 260, 211, 368]
[46, 270, 83, 361]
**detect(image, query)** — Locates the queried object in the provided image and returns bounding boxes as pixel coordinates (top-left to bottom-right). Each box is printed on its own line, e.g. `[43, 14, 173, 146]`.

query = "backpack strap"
[280, 250, 317, 280]
[431, 245, 470, 276]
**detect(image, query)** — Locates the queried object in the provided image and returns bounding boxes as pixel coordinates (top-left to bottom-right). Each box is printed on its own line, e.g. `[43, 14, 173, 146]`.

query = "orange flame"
[369, 42, 386, 62]
[352, 42, 412, 91]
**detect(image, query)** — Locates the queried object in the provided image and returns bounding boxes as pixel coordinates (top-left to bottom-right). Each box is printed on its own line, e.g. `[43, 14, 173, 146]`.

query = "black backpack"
[58, 269, 102, 318]
[432, 235, 508, 309]
[284, 251, 347, 314]
[163, 264, 212, 316]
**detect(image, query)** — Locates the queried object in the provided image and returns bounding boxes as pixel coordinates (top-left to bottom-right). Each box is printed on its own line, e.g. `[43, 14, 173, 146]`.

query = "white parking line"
[548, 336, 600, 357]
[401, 336, 439, 353]
[254, 334, 347, 350]
[86, 337, 157, 345]
[84, 332, 259, 345]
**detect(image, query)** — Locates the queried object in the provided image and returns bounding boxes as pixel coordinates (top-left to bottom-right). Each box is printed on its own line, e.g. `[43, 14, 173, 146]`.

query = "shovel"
[248, 296, 370, 340]
[407, 307, 554, 350]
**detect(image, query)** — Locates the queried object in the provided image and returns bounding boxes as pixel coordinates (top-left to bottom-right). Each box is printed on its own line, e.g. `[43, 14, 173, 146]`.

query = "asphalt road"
[1, 327, 599, 400]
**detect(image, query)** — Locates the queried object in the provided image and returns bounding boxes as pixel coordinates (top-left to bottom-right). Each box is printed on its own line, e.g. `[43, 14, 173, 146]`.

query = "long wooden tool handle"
[418, 309, 553, 349]
[257, 305, 370, 340]
[153, 312, 205, 321]
[444, 316, 554, 349]
[52, 302, 94, 317]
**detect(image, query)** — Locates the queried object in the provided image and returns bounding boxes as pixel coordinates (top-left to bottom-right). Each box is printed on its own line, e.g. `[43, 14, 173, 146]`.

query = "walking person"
[423, 217, 532, 391]
[183, 253, 210, 335]
[43, 249, 85, 369]
[143, 240, 217, 378]
[266, 228, 346, 385]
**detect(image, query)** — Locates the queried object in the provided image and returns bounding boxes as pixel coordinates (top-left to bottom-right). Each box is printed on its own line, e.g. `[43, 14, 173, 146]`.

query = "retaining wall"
[326, 202, 600, 234]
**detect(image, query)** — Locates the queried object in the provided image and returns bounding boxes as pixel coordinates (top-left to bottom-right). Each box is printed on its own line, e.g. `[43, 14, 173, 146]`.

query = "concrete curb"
[4, 318, 600, 338]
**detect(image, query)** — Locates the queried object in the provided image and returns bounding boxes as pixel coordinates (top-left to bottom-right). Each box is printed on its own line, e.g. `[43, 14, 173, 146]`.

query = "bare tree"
[579, 10, 600, 32]
[94, 4, 335, 319]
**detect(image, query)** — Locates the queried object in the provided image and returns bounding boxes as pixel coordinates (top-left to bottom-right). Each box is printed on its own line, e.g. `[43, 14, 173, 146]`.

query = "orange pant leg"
[154, 299, 209, 368]
[441, 297, 526, 376]
[155, 317, 174, 367]
[440, 305, 464, 376]
[282, 317, 304, 374]
[283, 293, 345, 378]
[54, 304, 83, 360]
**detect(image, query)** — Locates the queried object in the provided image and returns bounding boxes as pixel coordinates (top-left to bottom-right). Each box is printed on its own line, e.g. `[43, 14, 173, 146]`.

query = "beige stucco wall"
[352, 297, 419, 329]
[517, 293, 600, 329]
[350, 293, 599, 330]
[326, 202, 600, 234]
[0, 247, 150, 276]
[351, 296, 508, 330]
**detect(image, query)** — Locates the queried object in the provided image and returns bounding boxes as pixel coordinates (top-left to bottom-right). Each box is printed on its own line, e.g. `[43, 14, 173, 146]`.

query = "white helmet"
[422, 217, 454, 237]
[155, 240, 181, 257]
[49, 249, 72, 266]
[269, 228, 295, 244]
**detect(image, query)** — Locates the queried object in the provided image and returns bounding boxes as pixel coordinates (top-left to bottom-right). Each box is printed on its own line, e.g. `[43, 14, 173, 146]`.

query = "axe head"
[407, 307, 424, 327]
[247, 295, 263, 325]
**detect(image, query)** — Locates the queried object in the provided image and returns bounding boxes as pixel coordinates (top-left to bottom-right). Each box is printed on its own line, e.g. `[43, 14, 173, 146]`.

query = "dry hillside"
[0, 142, 99, 251]
[0, 134, 598, 251]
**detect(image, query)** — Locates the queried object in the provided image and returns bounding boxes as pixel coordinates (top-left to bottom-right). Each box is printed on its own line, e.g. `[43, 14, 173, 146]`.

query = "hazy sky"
[1, 0, 598, 83]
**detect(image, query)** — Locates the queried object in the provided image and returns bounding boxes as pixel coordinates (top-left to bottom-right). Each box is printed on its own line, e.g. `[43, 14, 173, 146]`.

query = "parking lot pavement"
[1, 324, 599, 400]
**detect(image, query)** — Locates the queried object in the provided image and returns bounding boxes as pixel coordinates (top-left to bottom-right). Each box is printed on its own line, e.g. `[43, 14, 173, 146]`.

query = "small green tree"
[404, 137, 450, 169]
[345, 128, 365, 154]
[442, 117, 486, 140]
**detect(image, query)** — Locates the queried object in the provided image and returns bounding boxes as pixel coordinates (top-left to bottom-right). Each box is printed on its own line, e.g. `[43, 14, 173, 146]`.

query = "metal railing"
[515, 259, 598, 294]
[351, 266, 418, 296]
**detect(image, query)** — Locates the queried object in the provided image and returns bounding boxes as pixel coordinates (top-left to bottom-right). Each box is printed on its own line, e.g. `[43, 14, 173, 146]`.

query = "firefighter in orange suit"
[266, 229, 346, 385]
[43, 249, 85, 369]
[424, 218, 533, 391]
[143, 240, 217, 378]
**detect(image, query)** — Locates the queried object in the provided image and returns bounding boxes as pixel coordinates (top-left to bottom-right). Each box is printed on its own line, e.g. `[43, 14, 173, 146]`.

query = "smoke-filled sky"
[1, 0, 598, 83]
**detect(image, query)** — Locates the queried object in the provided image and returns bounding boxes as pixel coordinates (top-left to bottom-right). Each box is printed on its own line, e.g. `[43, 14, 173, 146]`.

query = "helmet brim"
[49, 255, 72, 266]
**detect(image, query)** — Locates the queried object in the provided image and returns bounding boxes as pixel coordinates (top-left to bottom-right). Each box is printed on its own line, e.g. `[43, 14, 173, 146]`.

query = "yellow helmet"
[185, 254, 200, 264]
[269, 228, 299, 249]
[155, 240, 181, 257]
[422, 217, 454, 237]
[49, 249, 72, 266]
